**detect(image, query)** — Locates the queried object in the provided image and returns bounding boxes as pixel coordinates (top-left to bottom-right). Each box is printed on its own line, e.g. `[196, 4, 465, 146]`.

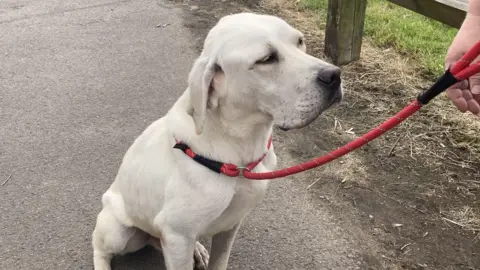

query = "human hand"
[445, 14, 480, 115]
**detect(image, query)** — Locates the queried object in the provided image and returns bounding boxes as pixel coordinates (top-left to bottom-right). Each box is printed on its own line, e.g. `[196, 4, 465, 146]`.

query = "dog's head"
[188, 13, 343, 134]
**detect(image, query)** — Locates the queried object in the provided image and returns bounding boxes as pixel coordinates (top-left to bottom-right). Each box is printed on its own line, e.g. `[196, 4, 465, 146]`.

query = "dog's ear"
[188, 55, 218, 135]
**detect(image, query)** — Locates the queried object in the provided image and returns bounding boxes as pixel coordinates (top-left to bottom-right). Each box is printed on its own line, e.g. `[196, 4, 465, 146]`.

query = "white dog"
[92, 12, 342, 270]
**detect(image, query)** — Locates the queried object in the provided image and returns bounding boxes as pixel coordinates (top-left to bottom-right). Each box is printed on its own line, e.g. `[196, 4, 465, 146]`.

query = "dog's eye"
[298, 37, 304, 46]
[256, 52, 278, 65]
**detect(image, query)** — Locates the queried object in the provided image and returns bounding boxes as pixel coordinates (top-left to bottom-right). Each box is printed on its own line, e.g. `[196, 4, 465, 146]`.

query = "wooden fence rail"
[325, 0, 468, 65]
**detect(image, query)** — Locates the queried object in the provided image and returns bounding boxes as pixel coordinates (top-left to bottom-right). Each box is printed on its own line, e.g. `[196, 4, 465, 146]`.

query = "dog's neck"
[202, 106, 273, 164]
[168, 90, 273, 166]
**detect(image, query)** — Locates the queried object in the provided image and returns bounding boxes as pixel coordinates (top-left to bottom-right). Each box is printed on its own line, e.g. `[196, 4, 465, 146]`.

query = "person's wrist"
[464, 13, 480, 24]
[468, 0, 480, 16]
[457, 13, 480, 40]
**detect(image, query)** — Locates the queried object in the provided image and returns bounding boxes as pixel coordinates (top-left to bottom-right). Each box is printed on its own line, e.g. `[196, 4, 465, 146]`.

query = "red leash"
[174, 41, 480, 180]
[237, 40, 480, 180]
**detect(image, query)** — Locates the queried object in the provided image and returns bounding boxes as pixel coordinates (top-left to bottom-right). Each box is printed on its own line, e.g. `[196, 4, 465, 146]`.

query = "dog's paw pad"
[193, 241, 209, 269]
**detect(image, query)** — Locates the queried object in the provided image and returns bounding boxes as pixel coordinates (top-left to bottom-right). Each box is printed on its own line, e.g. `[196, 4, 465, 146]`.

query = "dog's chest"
[202, 179, 268, 236]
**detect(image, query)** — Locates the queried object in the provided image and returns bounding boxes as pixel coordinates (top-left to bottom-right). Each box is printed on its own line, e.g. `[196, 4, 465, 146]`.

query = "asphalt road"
[0, 1, 362, 269]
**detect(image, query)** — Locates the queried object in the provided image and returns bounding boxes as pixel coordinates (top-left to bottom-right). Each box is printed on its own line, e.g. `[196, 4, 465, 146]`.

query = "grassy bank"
[300, 0, 458, 79]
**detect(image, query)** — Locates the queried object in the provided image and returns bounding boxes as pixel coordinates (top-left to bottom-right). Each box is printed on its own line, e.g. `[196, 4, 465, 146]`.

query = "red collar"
[173, 136, 272, 177]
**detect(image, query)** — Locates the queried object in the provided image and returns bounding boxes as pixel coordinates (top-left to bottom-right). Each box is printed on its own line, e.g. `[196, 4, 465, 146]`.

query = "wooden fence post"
[324, 0, 367, 65]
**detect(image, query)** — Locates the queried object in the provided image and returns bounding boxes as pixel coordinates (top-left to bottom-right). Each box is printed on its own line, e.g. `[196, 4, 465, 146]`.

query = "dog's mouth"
[276, 115, 318, 132]
[327, 92, 342, 108]
[327, 85, 343, 105]
[276, 92, 342, 132]
[278, 126, 290, 131]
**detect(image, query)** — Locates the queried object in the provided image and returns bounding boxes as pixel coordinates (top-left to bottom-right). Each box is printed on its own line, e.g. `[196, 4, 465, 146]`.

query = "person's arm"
[445, 0, 480, 115]
[469, 0, 480, 15]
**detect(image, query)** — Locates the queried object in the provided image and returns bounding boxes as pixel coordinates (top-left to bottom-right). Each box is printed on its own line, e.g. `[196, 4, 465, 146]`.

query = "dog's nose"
[316, 66, 341, 89]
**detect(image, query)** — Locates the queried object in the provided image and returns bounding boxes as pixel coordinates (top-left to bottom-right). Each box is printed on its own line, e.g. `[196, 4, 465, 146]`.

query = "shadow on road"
[111, 246, 166, 270]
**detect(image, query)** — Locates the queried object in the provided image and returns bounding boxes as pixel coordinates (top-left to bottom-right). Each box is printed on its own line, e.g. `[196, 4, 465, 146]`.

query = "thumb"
[445, 50, 465, 71]
[445, 40, 465, 70]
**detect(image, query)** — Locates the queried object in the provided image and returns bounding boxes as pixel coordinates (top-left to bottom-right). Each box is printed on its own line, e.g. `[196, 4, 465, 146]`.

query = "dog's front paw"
[193, 241, 209, 269]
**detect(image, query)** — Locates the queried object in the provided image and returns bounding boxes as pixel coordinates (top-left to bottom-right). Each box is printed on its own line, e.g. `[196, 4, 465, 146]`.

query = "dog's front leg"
[161, 232, 197, 270]
[207, 222, 242, 270]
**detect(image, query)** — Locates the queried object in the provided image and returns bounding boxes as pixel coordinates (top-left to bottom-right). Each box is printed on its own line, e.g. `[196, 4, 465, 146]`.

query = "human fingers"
[463, 88, 480, 114]
[469, 73, 480, 95]
[447, 87, 468, 112]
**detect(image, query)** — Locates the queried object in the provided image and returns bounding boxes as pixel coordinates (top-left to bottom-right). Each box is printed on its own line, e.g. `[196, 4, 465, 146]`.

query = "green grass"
[301, 0, 459, 79]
